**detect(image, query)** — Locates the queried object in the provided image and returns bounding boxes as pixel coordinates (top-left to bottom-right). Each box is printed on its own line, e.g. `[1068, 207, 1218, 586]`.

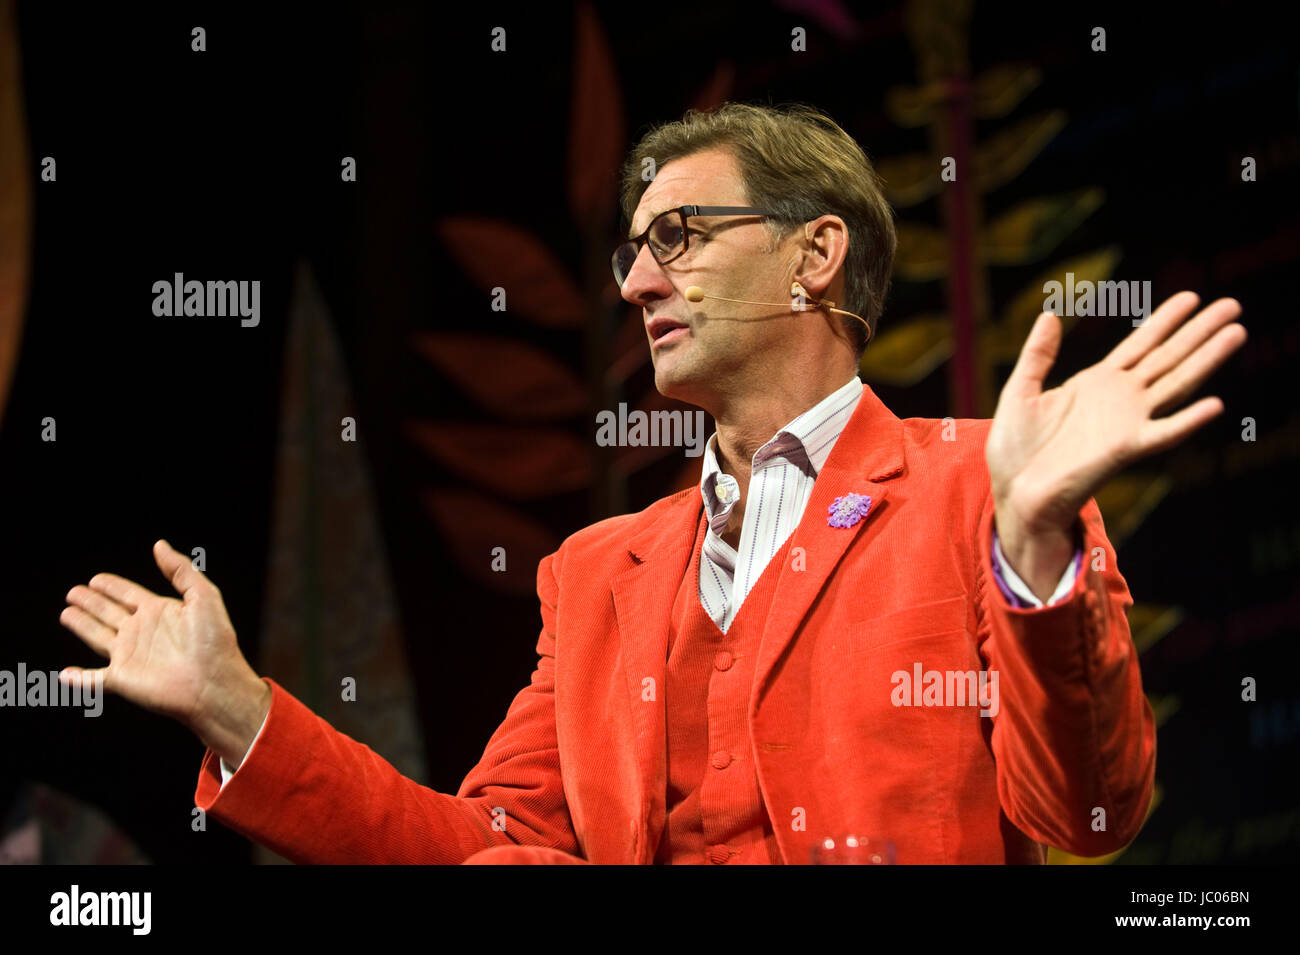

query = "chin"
[653, 366, 707, 406]
[652, 362, 686, 399]
[652, 368, 680, 400]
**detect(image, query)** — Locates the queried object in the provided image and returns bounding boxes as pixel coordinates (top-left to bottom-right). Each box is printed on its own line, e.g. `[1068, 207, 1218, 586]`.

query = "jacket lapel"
[610, 488, 701, 863]
[750, 384, 906, 707]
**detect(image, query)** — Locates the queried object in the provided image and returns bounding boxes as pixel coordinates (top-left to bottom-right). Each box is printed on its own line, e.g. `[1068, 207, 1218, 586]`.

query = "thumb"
[1005, 311, 1062, 399]
[153, 538, 211, 602]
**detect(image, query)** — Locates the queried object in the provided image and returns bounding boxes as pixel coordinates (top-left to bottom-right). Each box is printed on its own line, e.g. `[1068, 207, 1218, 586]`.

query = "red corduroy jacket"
[194, 383, 1156, 863]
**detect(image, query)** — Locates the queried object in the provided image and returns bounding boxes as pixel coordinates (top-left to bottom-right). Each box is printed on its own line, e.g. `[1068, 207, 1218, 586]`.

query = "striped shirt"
[697, 376, 865, 633]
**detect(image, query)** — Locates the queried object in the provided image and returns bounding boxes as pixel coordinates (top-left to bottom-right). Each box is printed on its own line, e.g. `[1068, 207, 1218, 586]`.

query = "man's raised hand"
[59, 539, 270, 765]
[986, 291, 1247, 537]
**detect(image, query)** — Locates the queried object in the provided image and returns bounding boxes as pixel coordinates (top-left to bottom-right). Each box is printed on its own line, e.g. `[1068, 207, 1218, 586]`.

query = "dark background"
[1, 0, 1297, 864]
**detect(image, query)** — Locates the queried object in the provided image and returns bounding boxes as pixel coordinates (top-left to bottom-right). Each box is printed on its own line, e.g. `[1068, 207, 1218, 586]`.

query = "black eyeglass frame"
[611, 205, 778, 288]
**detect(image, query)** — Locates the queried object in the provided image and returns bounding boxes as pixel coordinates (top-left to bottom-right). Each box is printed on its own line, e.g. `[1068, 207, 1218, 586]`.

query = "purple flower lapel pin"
[827, 493, 872, 528]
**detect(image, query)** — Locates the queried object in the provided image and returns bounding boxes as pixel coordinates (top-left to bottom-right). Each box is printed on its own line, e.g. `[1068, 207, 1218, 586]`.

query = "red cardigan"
[195, 383, 1156, 863]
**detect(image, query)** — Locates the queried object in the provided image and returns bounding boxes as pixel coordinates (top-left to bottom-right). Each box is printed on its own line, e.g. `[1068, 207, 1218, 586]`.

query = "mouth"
[648, 316, 689, 347]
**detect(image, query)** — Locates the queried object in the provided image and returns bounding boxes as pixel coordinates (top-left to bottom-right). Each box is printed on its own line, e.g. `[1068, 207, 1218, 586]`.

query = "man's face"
[620, 148, 794, 405]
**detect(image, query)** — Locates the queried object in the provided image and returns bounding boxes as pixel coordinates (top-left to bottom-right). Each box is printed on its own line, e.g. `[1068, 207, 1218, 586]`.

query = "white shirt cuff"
[993, 531, 1080, 608]
[218, 706, 271, 790]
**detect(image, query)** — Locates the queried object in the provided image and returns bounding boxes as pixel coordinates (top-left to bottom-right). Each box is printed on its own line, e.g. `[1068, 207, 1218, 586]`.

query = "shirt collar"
[698, 375, 864, 521]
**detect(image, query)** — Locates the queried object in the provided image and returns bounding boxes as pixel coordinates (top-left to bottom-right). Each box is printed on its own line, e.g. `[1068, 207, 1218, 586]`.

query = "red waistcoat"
[656, 506, 791, 864]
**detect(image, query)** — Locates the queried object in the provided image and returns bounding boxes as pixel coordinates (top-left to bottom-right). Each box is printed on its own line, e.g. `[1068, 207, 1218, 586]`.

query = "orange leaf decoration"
[0, 0, 31, 426]
[604, 307, 649, 386]
[411, 332, 586, 422]
[422, 488, 561, 596]
[567, 1, 624, 226]
[405, 419, 591, 499]
[435, 217, 585, 329]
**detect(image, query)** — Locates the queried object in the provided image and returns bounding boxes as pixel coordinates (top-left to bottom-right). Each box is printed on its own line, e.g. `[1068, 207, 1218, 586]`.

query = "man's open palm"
[986, 291, 1247, 534]
[59, 539, 248, 731]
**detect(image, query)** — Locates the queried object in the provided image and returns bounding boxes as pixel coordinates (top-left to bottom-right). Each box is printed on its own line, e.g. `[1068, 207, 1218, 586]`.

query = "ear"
[792, 215, 849, 300]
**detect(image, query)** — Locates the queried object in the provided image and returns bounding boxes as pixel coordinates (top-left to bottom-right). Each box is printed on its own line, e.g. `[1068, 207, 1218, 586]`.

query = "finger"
[1004, 311, 1062, 399]
[1138, 395, 1224, 456]
[1146, 322, 1248, 417]
[86, 572, 158, 613]
[57, 665, 109, 693]
[65, 583, 131, 630]
[153, 538, 217, 603]
[58, 604, 117, 658]
[1133, 298, 1243, 386]
[1104, 290, 1200, 370]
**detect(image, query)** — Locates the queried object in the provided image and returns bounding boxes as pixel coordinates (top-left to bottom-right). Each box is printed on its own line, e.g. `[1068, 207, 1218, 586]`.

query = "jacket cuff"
[195, 677, 315, 822]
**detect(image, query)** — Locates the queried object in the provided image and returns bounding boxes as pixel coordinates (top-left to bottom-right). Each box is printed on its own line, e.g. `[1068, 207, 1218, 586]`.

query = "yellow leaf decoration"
[982, 246, 1123, 362]
[1094, 471, 1174, 550]
[859, 313, 953, 386]
[893, 223, 949, 282]
[972, 63, 1043, 119]
[974, 110, 1067, 193]
[1129, 603, 1185, 656]
[982, 188, 1105, 265]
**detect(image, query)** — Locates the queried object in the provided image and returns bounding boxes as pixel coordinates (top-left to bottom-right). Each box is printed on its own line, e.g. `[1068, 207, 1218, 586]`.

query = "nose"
[619, 242, 673, 307]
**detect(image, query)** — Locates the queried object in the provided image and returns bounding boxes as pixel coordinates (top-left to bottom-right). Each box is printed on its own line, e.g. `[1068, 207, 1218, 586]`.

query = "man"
[58, 102, 1245, 863]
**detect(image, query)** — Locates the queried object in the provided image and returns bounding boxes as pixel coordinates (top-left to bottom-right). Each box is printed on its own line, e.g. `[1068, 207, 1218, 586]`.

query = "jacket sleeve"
[193, 550, 579, 864]
[973, 491, 1157, 856]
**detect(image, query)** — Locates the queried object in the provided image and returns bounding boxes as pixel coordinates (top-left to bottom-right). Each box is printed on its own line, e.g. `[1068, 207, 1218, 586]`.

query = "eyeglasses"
[611, 205, 776, 289]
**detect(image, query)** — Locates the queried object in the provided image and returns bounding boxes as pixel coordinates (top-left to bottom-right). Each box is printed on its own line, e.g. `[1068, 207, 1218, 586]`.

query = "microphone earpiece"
[682, 283, 871, 343]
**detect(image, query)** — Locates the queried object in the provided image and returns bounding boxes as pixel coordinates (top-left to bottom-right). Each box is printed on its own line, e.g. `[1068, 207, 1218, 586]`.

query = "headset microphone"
[684, 282, 871, 343]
